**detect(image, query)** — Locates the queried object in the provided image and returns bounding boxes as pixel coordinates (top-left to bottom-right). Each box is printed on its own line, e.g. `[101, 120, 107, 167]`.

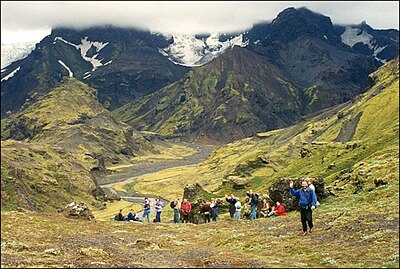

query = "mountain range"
[1, 7, 398, 143]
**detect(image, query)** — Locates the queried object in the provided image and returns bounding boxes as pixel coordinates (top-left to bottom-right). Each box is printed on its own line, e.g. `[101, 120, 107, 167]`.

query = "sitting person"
[126, 209, 141, 222]
[114, 209, 124, 221]
[267, 202, 286, 217]
[259, 198, 272, 217]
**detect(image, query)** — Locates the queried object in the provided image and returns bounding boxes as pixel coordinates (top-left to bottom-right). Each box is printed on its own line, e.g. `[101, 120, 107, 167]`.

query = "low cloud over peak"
[1, 1, 399, 43]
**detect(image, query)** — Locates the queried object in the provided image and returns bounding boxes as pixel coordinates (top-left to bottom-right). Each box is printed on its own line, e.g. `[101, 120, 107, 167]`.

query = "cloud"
[1, 1, 399, 43]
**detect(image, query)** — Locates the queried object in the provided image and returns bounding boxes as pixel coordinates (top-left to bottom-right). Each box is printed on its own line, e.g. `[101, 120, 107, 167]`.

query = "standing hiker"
[142, 197, 151, 223]
[246, 190, 259, 221]
[154, 198, 164, 223]
[181, 198, 192, 223]
[200, 200, 211, 223]
[225, 193, 238, 218]
[210, 198, 219, 222]
[290, 180, 317, 235]
[173, 197, 181, 223]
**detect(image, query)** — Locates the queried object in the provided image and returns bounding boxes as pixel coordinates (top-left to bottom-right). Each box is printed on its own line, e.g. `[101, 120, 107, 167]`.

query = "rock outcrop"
[61, 201, 94, 220]
[268, 178, 329, 211]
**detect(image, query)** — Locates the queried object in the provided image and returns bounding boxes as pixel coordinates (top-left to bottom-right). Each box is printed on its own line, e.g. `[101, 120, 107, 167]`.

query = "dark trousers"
[229, 211, 234, 218]
[182, 214, 190, 223]
[300, 207, 313, 232]
[154, 211, 161, 222]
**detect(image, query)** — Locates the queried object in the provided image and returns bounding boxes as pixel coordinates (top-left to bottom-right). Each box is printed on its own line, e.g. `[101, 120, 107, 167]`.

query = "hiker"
[306, 178, 320, 207]
[114, 209, 124, 221]
[200, 200, 211, 223]
[259, 198, 272, 218]
[210, 198, 219, 222]
[246, 190, 259, 221]
[181, 198, 192, 223]
[267, 201, 286, 217]
[234, 198, 241, 220]
[142, 197, 151, 223]
[225, 193, 238, 218]
[290, 180, 317, 235]
[172, 197, 181, 223]
[127, 209, 142, 222]
[154, 198, 164, 223]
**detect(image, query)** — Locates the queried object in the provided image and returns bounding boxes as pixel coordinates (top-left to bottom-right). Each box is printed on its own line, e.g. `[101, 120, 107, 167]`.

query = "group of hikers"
[114, 178, 319, 236]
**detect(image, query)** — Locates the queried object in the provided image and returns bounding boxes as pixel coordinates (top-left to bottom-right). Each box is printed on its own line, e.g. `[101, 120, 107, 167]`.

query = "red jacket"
[275, 204, 286, 216]
[181, 202, 192, 215]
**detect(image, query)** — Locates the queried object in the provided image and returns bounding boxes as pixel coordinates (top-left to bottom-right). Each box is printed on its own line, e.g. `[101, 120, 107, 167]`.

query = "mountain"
[1, 41, 37, 69]
[1, 26, 189, 117]
[243, 7, 383, 113]
[114, 7, 395, 143]
[113, 47, 302, 143]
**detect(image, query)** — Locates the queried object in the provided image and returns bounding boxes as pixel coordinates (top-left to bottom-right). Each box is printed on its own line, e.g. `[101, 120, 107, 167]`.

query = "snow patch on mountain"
[159, 33, 247, 67]
[54, 36, 109, 71]
[1, 66, 20, 82]
[340, 27, 387, 62]
[58, 60, 73, 77]
[1, 42, 36, 69]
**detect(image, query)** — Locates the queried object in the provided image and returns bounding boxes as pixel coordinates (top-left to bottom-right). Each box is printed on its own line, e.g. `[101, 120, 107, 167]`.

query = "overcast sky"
[1, 1, 399, 44]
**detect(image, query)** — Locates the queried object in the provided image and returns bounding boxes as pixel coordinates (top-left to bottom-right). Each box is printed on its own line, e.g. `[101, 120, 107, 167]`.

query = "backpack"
[170, 201, 176, 209]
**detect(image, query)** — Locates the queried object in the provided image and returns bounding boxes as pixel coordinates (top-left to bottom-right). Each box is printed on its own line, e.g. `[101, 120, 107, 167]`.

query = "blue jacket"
[290, 187, 317, 209]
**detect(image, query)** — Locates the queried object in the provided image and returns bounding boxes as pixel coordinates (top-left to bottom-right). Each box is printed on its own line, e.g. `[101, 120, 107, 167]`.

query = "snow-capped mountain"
[1, 41, 37, 69]
[336, 22, 399, 63]
[159, 33, 248, 67]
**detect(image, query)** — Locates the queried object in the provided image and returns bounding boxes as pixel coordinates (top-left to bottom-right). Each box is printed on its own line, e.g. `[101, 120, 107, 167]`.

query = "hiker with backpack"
[114, 209, 124, 221]
[225, 193, 238, 218]
[172, 197, 181, 223]
[181, 198, 192, 223]
[290, 180, 317, 235]
[142, 197, 151, 223]
[154, 198, 164, 223]
[200, 200, 211, 223]
[210, 198, 219, 222]
[246, 189, 259, 221]
[234, 198, 241, 220]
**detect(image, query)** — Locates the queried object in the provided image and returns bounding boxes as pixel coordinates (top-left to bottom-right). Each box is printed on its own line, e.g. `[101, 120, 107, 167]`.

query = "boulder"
[268, 178, 329, 211]
[102, 187, 121, 201]
[61, 201, 94, 220]
[182, 183, 226, 224]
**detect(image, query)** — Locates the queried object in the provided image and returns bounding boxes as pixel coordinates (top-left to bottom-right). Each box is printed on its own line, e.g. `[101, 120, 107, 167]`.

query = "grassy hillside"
[0, 77, 160, 211]
[1, 140, 101, 211]
[2, 77, 156, 170]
